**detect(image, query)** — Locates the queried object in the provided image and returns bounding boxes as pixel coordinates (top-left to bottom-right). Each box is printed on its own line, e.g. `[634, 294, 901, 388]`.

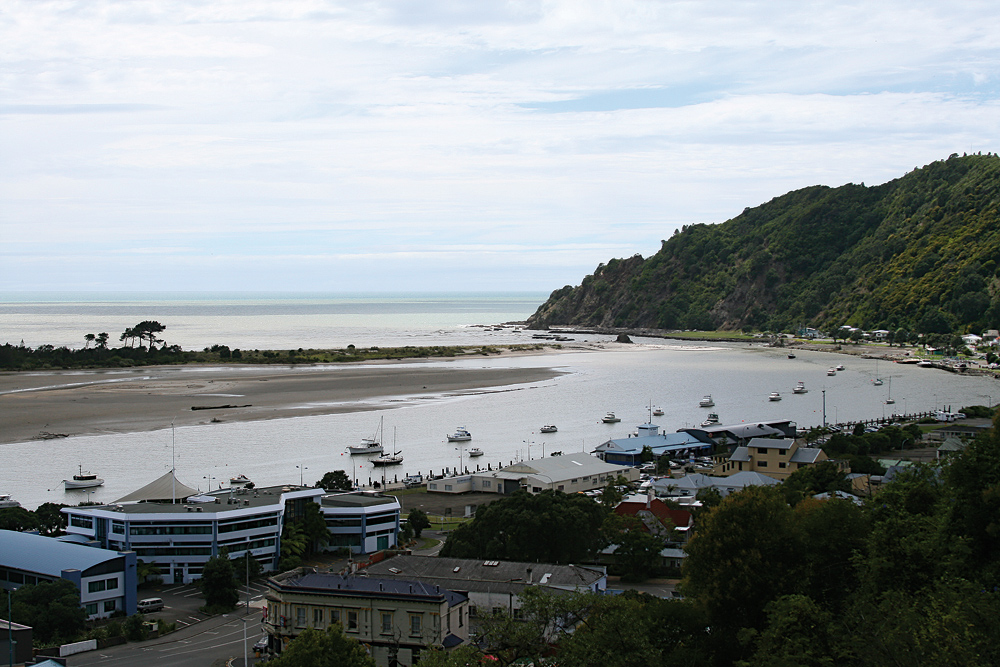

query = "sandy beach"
[0, 358, 566, 446]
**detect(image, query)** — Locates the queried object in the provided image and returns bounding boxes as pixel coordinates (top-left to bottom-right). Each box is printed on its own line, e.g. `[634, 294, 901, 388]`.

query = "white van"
[137, 598, 164, 613]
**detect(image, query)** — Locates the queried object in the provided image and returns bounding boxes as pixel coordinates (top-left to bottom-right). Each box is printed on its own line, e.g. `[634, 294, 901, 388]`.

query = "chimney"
[527, 567, 533, 584]
[647, 486, 653, 509]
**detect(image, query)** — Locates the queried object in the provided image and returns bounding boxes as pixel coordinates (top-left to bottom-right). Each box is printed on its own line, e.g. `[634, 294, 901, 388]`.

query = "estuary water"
[1, 293, 997, 510]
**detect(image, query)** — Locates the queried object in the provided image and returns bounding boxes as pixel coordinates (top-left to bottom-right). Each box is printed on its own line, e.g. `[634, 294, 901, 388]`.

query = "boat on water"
[468, 448, 484, 457]
[602, 412, 621, 423]
[768, 391, 782, 401]
[64, 465, 104, 489]
[873, 360, 884, 385]
[699, 395, 715, 407]
[348, 418, 385, 454]
[885, 377, 895, 404]
[230, 474, 252, 488]
[827, 368, 837, 376]
[0, 494, 20, 509]
[372, 452, 403, 466]
[787, 353, 796, 359]
[836, 364, 845, 371]
[447, 427, 472, 442]
[917, 360, 934, 368]
[652, 407, 664, 416]
[793, 381, 808, 394]
[539, 425, 558, 433]
[701, 412, 720, 427]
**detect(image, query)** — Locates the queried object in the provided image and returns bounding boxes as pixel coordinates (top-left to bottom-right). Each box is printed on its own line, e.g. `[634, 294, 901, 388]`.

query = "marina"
[2, 341, 997, 510]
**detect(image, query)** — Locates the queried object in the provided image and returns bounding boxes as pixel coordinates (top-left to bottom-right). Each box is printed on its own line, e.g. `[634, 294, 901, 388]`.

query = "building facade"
[319, 492, 401, 555]
[712, 437, 847, 480]
[264, 569, 468, 667]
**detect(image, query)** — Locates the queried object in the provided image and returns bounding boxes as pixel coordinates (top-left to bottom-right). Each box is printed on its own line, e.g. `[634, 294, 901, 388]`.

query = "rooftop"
[320, 491, 400, 508]
[0, 529, 126, 577]
[269, 569, 467, 607]
[66, 485, 324, 516]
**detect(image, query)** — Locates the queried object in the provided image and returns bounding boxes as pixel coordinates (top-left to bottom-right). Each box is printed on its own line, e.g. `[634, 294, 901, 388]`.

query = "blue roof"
[597, 431, 707, 456]
[0, 530, 125, 578]
[275, 572, 468, 607]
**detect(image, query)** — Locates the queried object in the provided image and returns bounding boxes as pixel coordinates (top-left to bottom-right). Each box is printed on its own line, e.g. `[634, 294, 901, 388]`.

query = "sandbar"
[0, 358, 566, 446]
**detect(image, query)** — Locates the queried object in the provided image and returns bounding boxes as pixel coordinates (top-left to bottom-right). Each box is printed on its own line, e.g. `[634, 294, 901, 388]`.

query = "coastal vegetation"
[528, 154, 1000, 335]
[0, 328, 550, 371]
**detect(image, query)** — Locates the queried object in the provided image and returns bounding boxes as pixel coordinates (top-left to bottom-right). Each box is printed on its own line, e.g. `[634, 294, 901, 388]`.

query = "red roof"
[614, 499, 692, 531]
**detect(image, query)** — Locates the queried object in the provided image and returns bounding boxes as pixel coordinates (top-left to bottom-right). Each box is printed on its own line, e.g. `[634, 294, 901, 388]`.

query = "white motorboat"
[701, 412, 720, 427]
[793, 381, 808, 394]
[699, 395, 715, 407]
[602, 412, 621, 423]
[468, 448, 484, 457]
[652, 407, 664, 416]
[372, 452, 403, 466]
[64, 465, 104, 490]
[230, 474, 252, 488]
[349, 418, 385, 454]
[447, 427, 472, 442]
[539, 425, 558, 433]
[768, 392, 782, 401]
[827, 368, 837, 376]
[0, 494, 20, 509]
[836, 364, 845, 371]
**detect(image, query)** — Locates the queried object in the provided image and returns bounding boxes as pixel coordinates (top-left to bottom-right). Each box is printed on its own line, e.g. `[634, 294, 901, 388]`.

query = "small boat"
[836, 364, 845, 371]
[793, 381, 808, 394]
[349, 418, 385, 454]
[0, 494, 20, 509]
[372, 452, 403, 466]
[768, 392, 782, 401]
[699, 395, 715, 407]
[539, 425, 558, 433]
[701, 412, 720, 427]
[230, 474, 252, 488]
[64, 465, 104, 490]
[602, 412, 621, 423]
[873, 377, 883, 386]
[885, 377, 895, 405]
[917, 360, 934, 368]
[447, 427, 472, 442]
[787, 353, 796, 359]
[468, 448, 484, 457]
[827, 368, 837, 376]
[652, 407, 664, 416]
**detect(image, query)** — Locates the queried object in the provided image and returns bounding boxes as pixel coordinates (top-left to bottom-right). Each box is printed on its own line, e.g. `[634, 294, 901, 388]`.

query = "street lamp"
[296, 465, 308, 487]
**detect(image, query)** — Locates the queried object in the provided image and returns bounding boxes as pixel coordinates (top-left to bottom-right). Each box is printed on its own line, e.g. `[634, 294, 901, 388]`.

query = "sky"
[2, 1, 999, 294]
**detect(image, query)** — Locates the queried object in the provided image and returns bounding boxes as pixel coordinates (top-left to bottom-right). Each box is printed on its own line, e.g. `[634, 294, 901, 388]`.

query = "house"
[425, 453, 639, 496]
[0, 530, 137, 619]
[712, 437, 846, 480]
[363, 554, 606, 619]
[679, 420, 798, 449]
[62, 472, 327, 584]
[593, 423, 712, 465]
[263, 568, 469, 667]
[650, 471, 781, 501]
[319, 492, 401, 555]
[613, 493, 693, 545]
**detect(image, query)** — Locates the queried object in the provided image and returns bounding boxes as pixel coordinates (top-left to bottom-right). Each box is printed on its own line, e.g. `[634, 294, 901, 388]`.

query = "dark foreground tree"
[316, 470, 353, 491]
[407, 508, 431, 538]
[200, 552, 238, 611]
[1, 579, 86, 643]
[267, 626, 375, 667]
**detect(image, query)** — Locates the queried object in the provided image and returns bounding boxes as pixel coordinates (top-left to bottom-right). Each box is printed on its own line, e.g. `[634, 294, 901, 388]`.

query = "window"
[481, 480, 491, 489]
[381, 612, 393, 634]
[571, 478, 578, 484]
[331, 609, 341, 624]
[296, 607, 306, 628]
[410, 614, 422, 635]
[70, 515, 93, 529]
[758, 460, 767, 467]
[445, 485, 453, 491]
[557, 485, 564, 491]
[85, 603, 98, 616]
[104, 600, 116, 612]
[778, 462, 787, 469]
[532, 487, 541, 493]
[757, 448, 768, 454]
[314, 608, 324, 625]
[347, 610, 358, 631]
[88, 580, 107, 593]
[106, 578, 119, 590]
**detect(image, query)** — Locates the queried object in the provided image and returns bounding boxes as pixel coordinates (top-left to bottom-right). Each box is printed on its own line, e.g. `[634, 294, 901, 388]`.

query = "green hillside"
[527, 154, 1000, 334]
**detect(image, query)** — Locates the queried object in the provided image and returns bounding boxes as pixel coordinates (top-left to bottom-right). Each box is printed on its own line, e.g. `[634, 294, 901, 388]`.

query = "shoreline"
[0, 344, 603, 447]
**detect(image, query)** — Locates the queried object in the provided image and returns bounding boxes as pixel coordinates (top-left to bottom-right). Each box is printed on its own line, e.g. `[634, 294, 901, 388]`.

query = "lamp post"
[239, 616, 248, 666]
[296, 465, 307, 487]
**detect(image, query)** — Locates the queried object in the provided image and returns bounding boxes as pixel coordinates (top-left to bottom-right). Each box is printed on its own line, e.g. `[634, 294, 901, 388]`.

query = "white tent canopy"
[114, 470, 199, 504]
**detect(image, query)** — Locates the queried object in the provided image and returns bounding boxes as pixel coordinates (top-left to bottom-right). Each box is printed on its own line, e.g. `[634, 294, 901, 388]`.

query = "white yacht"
[349, 418, 385, 454]
[699, 395, 715, 407]
[64, 466, 105, 490]
[768, 392, 782, 401]
[793, 381, 808, 394]
[602, 412, 621, 423]
[447, 427, 472, 442]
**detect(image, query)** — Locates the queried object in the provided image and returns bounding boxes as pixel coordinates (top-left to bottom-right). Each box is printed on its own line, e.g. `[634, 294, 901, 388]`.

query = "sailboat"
[373, 426, 403, 466]
[884, 377, 895, 405]
[873, 359, 883, 386]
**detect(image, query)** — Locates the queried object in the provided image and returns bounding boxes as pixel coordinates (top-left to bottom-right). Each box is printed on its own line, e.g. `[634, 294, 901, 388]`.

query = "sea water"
[0, 293, 996, 509]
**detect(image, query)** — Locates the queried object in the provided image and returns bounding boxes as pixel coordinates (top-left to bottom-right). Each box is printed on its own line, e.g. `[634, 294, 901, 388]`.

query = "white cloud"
[1, 0, 999, 291]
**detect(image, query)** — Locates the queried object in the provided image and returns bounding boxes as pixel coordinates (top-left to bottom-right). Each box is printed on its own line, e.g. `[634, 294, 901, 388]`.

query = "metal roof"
[0, 529, 125, 578]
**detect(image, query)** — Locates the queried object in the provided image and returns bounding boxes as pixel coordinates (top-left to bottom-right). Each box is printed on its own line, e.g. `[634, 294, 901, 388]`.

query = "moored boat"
[827, 368, 837, 376]
[230, 474, 252, 488]
[652, 407, 664, 416]
[602, 412, 621, 423]
[539, 425, 558, 433]
[768, 391, 782, 401]
[0, 494, 20, 509]
[64, 465, 104, 490]
[699, 395, 715, 407]
[349, 418, 385, 454]
[447, 427, 472, 442]
[468, 448, 484, 457]
[372, 452, 403, 466]
[793, 381, 808, 394]
[701, 412, 720, 427]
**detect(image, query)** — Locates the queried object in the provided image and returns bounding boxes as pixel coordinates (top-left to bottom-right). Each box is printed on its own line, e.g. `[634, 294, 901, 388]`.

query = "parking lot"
[138, 578, 272, 630]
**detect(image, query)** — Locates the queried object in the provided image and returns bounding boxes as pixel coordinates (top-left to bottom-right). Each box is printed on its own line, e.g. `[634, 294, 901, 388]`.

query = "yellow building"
[713, 437, 847, 480]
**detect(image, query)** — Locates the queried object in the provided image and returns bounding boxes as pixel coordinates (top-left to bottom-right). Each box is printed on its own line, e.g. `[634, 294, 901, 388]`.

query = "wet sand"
[0, 359, 566, 446]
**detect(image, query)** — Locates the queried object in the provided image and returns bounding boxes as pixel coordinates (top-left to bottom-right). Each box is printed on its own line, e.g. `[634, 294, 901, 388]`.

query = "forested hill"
[527, 154, 1000, 334]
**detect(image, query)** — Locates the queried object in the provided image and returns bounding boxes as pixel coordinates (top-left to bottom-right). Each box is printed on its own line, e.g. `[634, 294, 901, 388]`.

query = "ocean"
[1, 292, 995, 510]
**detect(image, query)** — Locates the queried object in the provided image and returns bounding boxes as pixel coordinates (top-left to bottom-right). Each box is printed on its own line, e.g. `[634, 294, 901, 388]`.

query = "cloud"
[1, 0, 999, 292]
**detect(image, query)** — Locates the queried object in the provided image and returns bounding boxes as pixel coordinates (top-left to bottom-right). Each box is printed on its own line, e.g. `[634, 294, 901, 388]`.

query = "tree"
[34, 502, 68, 535]
[95, 332, 109, 349]
[267, 626, 376, 667]
[613, 520, 667, 582]
[407, 508, 431, 538]
[200, 551, 239, 611]
[740, 594, 839, 667]
[84, 333, 96, 348]
[316, 470, 353, 492]
[1, 579, 87, 643]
